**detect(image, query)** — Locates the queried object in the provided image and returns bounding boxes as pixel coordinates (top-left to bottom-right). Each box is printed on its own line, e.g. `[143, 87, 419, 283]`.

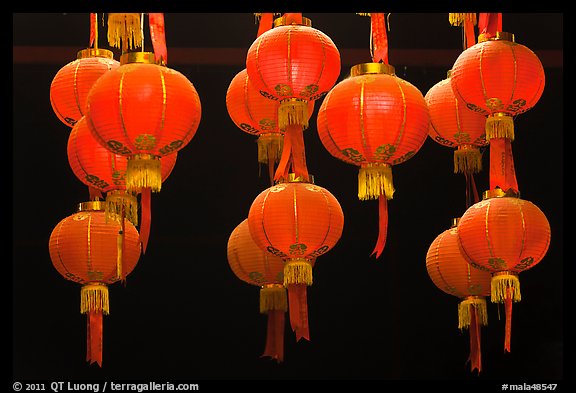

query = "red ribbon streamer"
[478, 13, 502, 37]
[287, 284, 310, 341]
[88, 186, 103, 201]
[463, 19, 476, 49]
[149, 13, 168, 64]
[371, 194, 388, 259]
[371, 13, 389, 64]
[262, 309, 285, 362]
[257, 13, 274, 37]
[140, 187, 152, 254]
[504, 287, 513, 353]
[86, 311, 103, 367]
[274, 124, 309, 182]
[283, 13, 303, 25]
[468, 306, 482, 373]
[89, 13, 96, 48]
[489, 138, 519, 193]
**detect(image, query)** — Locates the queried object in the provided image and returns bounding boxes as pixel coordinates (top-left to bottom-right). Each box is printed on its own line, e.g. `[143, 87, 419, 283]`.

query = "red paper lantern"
[49, 200, 141, 366]
[68, 116, 177, 226]
[227, 218, 287, 362]
[50, 48, 119, 128]
[450, 31, 545, 141]
[457, 189, 551, 352]
[85, 52, 201, 192]
[317, 63, 430, 257]
[247, 175, 344, 341]
[426, 218, 492, 373]
[425, 70, 488, 175]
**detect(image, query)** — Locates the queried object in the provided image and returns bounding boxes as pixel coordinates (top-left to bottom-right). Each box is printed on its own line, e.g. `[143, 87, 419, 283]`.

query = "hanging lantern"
[426, 218, 492, 373]
[450, 15, 545, 142]
[246, 13, 341, 183]
[247, 174, 344, 342]
[226, 68, 315, 184]
[317, 62, 429, 257]
[48, 200, 141, 366]
[457, 188, 551, 352]
[227, 218, 288, 362]
[50, 48, 119, 128]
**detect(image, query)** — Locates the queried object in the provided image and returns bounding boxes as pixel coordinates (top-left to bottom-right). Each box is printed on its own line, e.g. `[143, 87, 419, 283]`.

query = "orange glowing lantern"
[426, 218, 493, 373]
[226, 68, 315, 184]
[457, 189, 551, 352]
[245, 13, 341, 183]
[247, 175, 344, 342]
[49, 200, 141, 366]
[227, 218, 287, 362]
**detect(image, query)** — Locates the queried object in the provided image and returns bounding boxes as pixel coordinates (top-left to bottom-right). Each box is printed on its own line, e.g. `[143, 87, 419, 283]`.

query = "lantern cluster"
[47, 13, 202, 366]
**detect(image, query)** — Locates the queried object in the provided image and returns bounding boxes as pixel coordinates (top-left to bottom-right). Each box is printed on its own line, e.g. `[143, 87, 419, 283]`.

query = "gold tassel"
[105, 190, 138, 226]
[283, 258, 313, 286]
[126, 154, 162, 193]
[80, 283, 109, 315]
[458, 296, 488, 329]
[358, 163, 394, 201]
[356, 13, 371, 17]
[257, 133, 284, 164]
[454, 145, 482, 174]
[486, 113, 515, 141]
[491, 272, 521, 303]
[260, 284, 288, 314]
[278, 99, 309, 131]
[107, 13, 143, 52]
[449, 13, 477, 26]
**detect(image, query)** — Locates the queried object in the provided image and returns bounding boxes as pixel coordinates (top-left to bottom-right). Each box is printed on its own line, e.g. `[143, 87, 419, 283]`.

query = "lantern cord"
[489, 138, 519, 194]
[139, 187, 152, 254]
[370, 194, 389, 259]
[468, 306, 482, 373]
[86, 310, 103, 367]
[262, 309, 285, 363]
[504, 287, 514, 353]
[370, 13, 389, 64]
[116, 206, 125, 283]
[287, 284, 310, 341]
[464, 172, 480, 209]
[141, 13, 145, 53]
[149, 13, 168, 65]
[268, 155, 275, 187]
[257, 13, 274, 37]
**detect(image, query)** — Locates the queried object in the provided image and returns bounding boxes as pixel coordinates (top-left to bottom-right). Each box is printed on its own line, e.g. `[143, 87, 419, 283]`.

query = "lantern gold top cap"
[351, 63, 395, 77]
[276, 173, 315, 184]
[451, 217, 460, 228]
[120, 52, 163, 66]
[78, 200, 106, 212]
[478, 31, 515, 43]
[77, 48, 115, 60]
[482, 187, 520, 200]
[273, 16, 312, 27]
[446, 69, 452, 78]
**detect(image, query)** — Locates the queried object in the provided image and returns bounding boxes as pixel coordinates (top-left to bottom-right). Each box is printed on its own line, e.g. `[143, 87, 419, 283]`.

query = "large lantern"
[457, 189, 551, 352]
[426, 218, 493, 373]
[227, 219, 287, 362]
[246, 13, 341, 183]
[49, 200, 141, 366]
[50, 48, 119, 128]
[247, 174, 344, 341]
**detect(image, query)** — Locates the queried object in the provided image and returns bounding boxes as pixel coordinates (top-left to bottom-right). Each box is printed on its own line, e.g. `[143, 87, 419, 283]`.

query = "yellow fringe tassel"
[454, 145, 482, 174]
[107, 13, 143, 52]
[126, 155, 162, 193]
[283, 259, 313, 286]
[486, 113, 515, 141]
[259, 285, 288, 314]
[257, 133, 284, 164]
[105, 190, 138, 226]
[491, 273, 521, 303]
[458, 296, 488, 330]
[80, 283, 109, 315]
[278, 99, 309, 131]
[449, 13, 477, 26]
[358, 163, 394, 201]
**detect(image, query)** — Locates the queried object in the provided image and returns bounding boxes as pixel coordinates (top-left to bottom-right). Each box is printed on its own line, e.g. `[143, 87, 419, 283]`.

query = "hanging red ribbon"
[139, 187, 152, 254]
[468, 306, 482, 373]
[371, 194, 388, 258]
[478, 13, 502, 37]
[274, 124, 309, 182]
[504, 287, 514, 353]
[86, 311, 103, 367]
[463, 18, 476, 49]
[89, 13, 97, 48]
[262, 309, 285, 362]
[287, 284, 310, 341]
[149, 13, 168, 64]
[489, 138, 518, 193]
[88, 186, 103, 201]
[283, 13, 303, 25]
[257, 13, 274, 37]
[371, 13, 389, 64]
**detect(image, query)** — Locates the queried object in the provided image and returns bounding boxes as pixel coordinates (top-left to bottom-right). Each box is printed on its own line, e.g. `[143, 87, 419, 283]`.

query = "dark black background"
[13, 13, 564, 385]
